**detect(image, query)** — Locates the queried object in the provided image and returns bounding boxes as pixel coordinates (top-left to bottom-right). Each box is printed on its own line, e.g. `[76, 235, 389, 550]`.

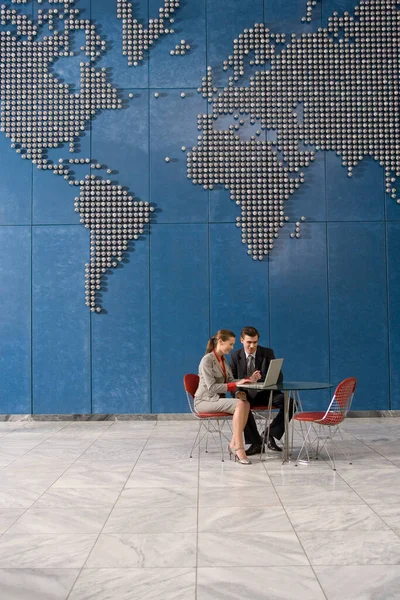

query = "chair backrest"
[183, 374, 199, 416]
[319, 377, 357, 426]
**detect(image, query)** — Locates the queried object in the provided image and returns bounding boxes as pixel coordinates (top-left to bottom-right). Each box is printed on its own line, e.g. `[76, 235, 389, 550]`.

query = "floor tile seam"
[196, 560, 317, 569]
[272, 481, 357, 492]
[368, 510, 400, 539]
[357, 440, 400, 468]
[276, 503, 368, 510]
[0, 429, 102, 537]
[198, 484, 275, 490]
[261, 462, 299, 541]
[265, 465, 329, 598]
[111, 502, 200, 508]
[197, 501, 285, 507]
[0, 431, 64, 473]
[300, 561, 400, 567]
[27, 430, 115, 515]
[374, 514, 400, 531]
[63, 567, 198, 570]
[340, 482, 400, 496]
[195, 447, 200, 600]
[285, 527, 329, 600]
[198, 504, 285, 510]
[290, 530, 393, 536]
[66, 430, 158, 598]
[282, 502, 377, 509]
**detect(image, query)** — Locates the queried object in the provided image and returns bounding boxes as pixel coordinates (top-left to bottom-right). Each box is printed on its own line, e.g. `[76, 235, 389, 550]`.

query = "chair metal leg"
[205, 421, 211, 453]
[260, 391, 274, 460]
[315, 425, 321, 460]
[295, 421, 314, 465]
[190, 421, 203, 458]
[327, 426, 352, 467]
[300, 424, 353, 471]
[216, 419, 225, 462]
[190, 417, 231, 461]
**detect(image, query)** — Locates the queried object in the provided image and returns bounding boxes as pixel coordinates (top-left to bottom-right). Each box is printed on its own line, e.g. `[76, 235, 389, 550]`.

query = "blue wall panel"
[387, 223, 400, 410]
[32, 135, 90, 226]
[386, 192, 400, 223]
[150, 90, 208, 223]
[321, 1, 359, 22]
[0, 135, 32, 225]
[209, 223, 269, 345]
[207, 0, 263, 86]
[270, 224, 330, 408]
[149, 0, 206, 88]
[0, 0, 399, 415]
[92, 89, 149, 202]
[0, 227, 31, 413]
[92, 0, 149, 89]
[209, 187, 240, 224]
[326, 154, 385, 222]
[151, 224, 209, 413]
[264, 0, 322, 33]
[328, 223, 389, 410]
[91, 238, 150, 414]
[32, 226, 91, 413]
[289, 152, 326, 223]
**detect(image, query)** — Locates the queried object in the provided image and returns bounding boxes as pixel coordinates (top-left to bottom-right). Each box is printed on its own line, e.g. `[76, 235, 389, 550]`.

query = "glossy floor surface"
[0, 418, 399, 599]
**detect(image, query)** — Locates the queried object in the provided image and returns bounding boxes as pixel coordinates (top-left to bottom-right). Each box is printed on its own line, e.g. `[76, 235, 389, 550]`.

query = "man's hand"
[249, 370, 261, 383]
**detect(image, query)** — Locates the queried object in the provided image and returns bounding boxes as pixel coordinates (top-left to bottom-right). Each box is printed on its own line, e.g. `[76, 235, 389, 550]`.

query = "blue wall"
[0, 0, 398, 413]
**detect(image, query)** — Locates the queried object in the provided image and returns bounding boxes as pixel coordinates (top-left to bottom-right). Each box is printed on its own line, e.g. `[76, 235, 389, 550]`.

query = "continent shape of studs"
[187, 0, 400, 260]
[0, 0, 154, 313]
[0, 0, 399, 309]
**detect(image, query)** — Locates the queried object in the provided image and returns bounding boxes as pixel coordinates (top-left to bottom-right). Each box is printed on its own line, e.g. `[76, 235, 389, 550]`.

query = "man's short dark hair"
[240, 326, 260, 339]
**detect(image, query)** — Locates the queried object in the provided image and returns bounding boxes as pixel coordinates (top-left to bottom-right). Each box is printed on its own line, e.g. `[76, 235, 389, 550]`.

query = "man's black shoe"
[267, 435, 282, 452]
[246, 443, 265, 456]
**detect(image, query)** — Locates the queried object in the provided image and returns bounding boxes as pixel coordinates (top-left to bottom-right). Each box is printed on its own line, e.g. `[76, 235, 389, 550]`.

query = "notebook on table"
[237, 358, 284, 390]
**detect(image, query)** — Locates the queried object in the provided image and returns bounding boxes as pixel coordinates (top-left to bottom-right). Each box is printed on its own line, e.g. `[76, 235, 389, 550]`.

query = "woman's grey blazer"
[194, 352, 235, 408]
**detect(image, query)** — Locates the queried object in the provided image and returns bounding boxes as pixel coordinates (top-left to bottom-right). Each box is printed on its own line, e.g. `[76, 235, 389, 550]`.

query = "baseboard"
[0, 411, 400, 421]
[0, 413, 194, 422]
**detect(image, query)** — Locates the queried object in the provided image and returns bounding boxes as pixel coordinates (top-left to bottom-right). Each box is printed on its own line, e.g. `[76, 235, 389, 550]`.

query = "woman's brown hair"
[205, 329, 236, 354]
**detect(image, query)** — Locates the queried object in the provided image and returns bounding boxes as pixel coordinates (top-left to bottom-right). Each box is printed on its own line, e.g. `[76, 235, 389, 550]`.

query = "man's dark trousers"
[230, 345, 293, 444]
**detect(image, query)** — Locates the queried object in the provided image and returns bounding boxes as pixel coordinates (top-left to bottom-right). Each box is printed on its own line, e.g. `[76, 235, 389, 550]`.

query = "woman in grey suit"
[195, 329, 261, 465]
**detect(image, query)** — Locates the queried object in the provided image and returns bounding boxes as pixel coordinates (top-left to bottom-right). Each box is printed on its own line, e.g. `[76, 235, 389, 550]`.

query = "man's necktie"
[247, 355, 255, 377]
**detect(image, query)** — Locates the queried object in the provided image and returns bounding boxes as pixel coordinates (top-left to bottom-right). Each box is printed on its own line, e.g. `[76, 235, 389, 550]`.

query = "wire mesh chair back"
[316, 377, 357, 426]
[183, 373, 200, 417]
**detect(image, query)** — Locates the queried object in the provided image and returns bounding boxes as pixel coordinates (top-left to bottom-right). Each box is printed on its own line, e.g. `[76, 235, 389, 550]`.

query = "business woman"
[195, 329, 261, 465]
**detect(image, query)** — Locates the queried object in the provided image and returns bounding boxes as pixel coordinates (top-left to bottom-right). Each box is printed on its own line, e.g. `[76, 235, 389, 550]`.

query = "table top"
[263, 381, 333, 391]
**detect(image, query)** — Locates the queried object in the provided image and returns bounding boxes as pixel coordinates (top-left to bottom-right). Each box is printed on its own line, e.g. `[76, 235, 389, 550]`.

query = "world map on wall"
[0, 0, 399, 310]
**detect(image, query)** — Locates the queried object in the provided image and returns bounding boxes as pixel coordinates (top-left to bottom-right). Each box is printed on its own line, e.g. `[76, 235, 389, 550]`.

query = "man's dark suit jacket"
[230, 345, 283, 385]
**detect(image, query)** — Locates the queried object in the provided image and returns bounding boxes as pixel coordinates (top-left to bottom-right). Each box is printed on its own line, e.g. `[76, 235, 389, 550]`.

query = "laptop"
[237, 358, 283, 390]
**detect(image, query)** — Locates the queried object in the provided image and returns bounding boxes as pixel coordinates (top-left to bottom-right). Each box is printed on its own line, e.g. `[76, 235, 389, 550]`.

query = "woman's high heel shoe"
[228, 444, 235, 460]
[233, 447, 252, 465]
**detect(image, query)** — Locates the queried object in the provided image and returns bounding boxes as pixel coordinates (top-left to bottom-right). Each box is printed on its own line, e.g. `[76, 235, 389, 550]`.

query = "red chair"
[294, 377, 357, 470]
[184, 374, 232, 462]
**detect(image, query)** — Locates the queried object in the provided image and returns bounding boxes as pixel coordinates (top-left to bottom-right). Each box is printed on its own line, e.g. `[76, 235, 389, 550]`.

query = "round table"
[242, 381, 334, 462]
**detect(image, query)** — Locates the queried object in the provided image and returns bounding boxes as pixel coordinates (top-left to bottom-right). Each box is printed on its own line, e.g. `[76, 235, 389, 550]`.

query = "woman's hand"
[249, 370, 262, 383]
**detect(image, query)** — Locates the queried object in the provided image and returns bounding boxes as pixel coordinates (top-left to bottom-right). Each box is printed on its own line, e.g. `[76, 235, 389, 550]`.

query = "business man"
[230, 326, 294, 456]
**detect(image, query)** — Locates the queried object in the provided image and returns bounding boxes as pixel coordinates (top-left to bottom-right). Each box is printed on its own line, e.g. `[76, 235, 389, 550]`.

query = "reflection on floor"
[0, 418, 399, 599]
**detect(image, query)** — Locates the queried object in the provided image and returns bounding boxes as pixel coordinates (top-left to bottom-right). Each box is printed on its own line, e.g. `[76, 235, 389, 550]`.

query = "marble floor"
[0, 418, 400, 599]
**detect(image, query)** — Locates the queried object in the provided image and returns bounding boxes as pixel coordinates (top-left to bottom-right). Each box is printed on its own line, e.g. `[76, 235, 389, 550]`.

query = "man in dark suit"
[230, 326, 294, 456]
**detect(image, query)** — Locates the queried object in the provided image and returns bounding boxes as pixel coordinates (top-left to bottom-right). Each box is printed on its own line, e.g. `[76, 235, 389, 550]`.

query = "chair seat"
[251, 405, 277, 411]
[195, 411, 232, 418]
[295, 411, 325, 421]
[294, 411, 344, 426]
